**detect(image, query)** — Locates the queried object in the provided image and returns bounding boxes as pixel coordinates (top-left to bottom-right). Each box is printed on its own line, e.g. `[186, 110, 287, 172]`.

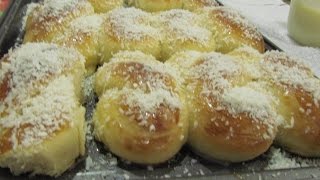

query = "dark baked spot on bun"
[0, 129, 13, 155]
[0, 74, 10, 101]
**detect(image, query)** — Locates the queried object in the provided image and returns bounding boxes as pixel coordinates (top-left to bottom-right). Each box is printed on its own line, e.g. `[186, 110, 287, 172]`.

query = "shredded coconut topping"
[177, 51, 279, 137]
[159, 9, 211, 44]
[266, 147, 320, 170]
[189, 52, 239, 95]
[22, 3, 40, 30]
[106, 8, 159, 41]
[0, 43, 84, 149]
[125, 88, 181, 113]
[217, 7, 261, 40]
[108, 51, 182, 85]
[41, 0, 81, 16]
[221, 86, 276, 121]
[203, 6, 261, 42]
[27, 0, 93, 34]
[0, 43, 84, 124]
[70, 14, 104, 33]
[193, 0, 219, 7]
[261, 51, 320, 103]
[0, 76, 77, 148]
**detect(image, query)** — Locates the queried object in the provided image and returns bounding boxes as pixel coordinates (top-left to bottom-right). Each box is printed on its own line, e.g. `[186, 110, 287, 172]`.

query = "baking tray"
[1, 1, 320, 180]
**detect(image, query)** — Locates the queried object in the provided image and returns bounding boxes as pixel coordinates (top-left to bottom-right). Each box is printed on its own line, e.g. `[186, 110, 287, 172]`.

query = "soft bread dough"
[183, 0, 219, 11]
[166, 48, 278, 162]
[100, 8, 162, 62]
[129, 0, 218, 12]
[155, 9, 216, 60]
[0, 77, 86, 177]
[94, 51, 189, 164]
[260, 51, 320, 157]
[52, 14, 105, 74]
[88, 0, 123, 13]
[24, 3, 265, 65]
[24, 0, 94, 43]
[129, 0, 183, 12]
[0, 43, 86, 176]
[199, 7, 265, 53]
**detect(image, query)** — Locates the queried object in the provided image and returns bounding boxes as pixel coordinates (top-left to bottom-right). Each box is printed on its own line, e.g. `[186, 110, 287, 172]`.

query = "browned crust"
[24, 3, 93, 42]
[111, 62, 176, 90]
[0, 123, 70, 155]
[201, 94, 275, 151]
[0, 73, 10, 102]
[211, 8, 265, 53]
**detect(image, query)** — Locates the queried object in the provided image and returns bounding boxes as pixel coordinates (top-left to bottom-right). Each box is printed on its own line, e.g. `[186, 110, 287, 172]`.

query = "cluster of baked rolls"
[0, 0, 319, 177]
[93, 46, 320, 164]
[23, 0, 264, 73]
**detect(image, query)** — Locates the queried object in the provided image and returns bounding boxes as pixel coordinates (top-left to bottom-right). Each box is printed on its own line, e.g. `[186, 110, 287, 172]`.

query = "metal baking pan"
[0, 1, 319, 180]
[0, 0, 11, 26]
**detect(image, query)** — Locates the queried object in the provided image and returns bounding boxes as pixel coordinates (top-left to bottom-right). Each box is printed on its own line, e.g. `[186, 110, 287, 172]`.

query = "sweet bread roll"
[52, 14, 105, 74]
[129, 0, 218, 12]
[24, 0, 94, 43]
[183, 0, 219, 11]
[260, 51, 320, 157]
[166, 51, 279, 162]
[156, 9, 216, 60]
[0, 43, 86, 102]
[0, 76, 85, 177]
[128, 0, 183, 12]
[100, 8, 161, 62]
[93, 51, 189, 164]
[227, 46, 263, 63]
[94, 50, 173, 96]
[88, 0, 123, 13]
[0, 43, 86, 176]
[199, 7, 265, 53]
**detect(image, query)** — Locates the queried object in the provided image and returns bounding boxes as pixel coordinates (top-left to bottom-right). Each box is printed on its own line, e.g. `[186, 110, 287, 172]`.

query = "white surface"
[219, 0, 320, 77]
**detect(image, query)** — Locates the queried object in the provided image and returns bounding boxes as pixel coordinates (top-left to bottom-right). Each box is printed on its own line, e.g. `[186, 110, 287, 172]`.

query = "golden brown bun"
[0, 77, 85, 177]
[129, 0, 183, 12]
[155, 9, 216, 60]
[24, 0, 94, 43]
[52, 14, 105, 74]
[166, 50, 278, 162]
[100, 8, 161, 62]
[260, 51, 320, 157]
[129, 0, 218, 12]
[199, 7, 265, 53]
[94, 51, 188, 164]
[183, 0, 219, 11]
[88, 0, 123, 13]
[0, 43, 86, 102]
[0, 43, 86, 176]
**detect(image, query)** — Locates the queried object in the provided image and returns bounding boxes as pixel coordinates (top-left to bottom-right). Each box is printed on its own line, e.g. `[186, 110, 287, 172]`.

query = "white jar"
[287, 0, 320, 47]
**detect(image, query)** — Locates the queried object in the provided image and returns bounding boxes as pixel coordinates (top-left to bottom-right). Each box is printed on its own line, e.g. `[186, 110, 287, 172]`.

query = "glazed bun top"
[167, 49, 281, 139]
[0, 43, 85, 154]
[261, 51, 320, 104]
[24, 0, 94, 42]
[156, 9, 213, 46]
[0, 43, 84, 101]
[105, 8, 159, 42]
